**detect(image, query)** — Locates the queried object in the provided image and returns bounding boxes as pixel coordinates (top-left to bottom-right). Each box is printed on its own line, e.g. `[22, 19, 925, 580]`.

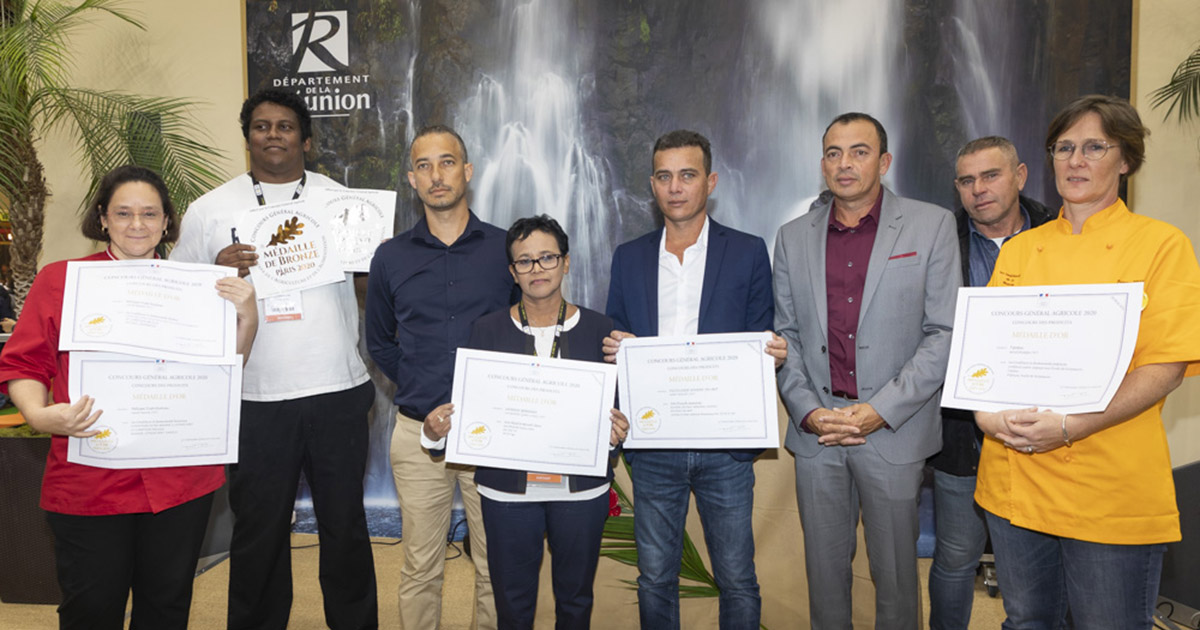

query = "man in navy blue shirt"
[366, 125, 514, 630]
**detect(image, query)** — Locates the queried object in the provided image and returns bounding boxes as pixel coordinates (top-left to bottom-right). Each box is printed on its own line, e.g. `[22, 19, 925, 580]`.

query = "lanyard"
[518, 299, 567, 358]
[249, 171, 306, 206]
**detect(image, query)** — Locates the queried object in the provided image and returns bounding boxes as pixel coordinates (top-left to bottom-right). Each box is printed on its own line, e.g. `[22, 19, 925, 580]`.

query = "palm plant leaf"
[0, 0, 139, 103]
[601, 513, 635, 540]
[1150, 44, 1200, 122]
[41, 88, 226, 212]
[0, 100, 35, 203]
[0, 0, 144, 202]
[678, 584, 722, 598]
[0, 0, 227, 312]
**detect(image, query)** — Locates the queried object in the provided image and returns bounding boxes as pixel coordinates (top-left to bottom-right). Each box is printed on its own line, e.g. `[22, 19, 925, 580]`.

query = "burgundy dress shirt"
[825, 192, 882, 399]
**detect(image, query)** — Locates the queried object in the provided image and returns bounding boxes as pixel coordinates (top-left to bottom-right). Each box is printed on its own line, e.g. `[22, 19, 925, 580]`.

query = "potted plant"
[0, 416, 59, 605]
[0, 0, 226, 312]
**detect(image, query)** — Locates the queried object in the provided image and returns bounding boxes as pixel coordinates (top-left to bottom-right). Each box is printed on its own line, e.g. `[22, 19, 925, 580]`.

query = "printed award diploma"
[66, 352, 242, 469]
[941, 283, 1142, 413]
[60, 260, 238, 364]
[446, 349, 617, 477]
[309, 187, 396, 272]
[239, 198, 346, 298]
[617, 332, 779, 449]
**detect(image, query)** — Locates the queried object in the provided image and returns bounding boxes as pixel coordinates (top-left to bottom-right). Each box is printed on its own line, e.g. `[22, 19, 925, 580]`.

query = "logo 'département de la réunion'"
[291, 11, 349, 74]
[277, 10, 372, 117]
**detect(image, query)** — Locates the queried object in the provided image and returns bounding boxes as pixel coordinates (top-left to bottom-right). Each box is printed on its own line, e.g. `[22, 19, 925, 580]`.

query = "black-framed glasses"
[1048, 140, 1115, 161]
[511, 253, 563, 274]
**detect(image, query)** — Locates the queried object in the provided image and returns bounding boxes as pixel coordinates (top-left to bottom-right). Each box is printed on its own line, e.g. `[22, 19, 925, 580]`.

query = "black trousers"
[481, 492, 609, 630]
[46, 492, 215, 630]
[226, 381, 378, 630]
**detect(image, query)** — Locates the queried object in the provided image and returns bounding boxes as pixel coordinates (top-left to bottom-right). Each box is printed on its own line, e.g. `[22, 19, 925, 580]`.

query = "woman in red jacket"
[0, 165, 257, 629]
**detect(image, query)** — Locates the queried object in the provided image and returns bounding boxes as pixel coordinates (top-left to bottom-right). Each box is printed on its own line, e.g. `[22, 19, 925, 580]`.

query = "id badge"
[264, 291, 303, 322]
[526, 472, 565, 488]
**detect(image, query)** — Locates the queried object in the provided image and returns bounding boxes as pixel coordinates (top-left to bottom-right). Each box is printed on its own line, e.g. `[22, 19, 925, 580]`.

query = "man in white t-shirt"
[172, 89, 377, 630]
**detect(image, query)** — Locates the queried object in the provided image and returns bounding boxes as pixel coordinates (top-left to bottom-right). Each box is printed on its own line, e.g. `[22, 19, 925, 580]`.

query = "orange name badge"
[527, 473, 563, 484]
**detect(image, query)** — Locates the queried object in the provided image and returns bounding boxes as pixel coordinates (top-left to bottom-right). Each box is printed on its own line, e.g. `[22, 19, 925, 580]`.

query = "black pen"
[231, 227, 240, 244]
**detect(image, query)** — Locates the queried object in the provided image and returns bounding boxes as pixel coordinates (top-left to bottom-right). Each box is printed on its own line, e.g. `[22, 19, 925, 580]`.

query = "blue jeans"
[928, 470, 989, 630]
[984, 511, 1166, 630]
[629, 450, 760, 630]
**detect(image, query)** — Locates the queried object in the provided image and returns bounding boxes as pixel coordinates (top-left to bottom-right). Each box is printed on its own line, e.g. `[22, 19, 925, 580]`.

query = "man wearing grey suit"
[772, 113, 959, 629]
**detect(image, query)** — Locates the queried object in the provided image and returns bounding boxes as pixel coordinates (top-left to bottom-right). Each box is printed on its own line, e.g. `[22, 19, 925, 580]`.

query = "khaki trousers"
[391, 413, 496, 630]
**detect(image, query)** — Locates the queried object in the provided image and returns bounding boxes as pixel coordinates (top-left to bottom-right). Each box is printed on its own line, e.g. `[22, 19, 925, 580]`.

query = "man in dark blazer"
[604, 130, 785, 629]
[773, 113, 960, 629]
[927, 136, 1053, 630]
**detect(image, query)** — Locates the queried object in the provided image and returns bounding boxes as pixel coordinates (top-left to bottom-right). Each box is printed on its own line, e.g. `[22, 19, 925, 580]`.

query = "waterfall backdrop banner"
[246, 0, 1131, 524]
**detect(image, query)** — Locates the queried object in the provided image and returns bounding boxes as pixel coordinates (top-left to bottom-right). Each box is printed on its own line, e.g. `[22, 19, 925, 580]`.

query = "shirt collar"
[658, 215, 710, 259]
[828, 189, 883, 231]
[1050, 198, 1128, 234]
[966, 205, 1032, 241]
[104, 247, 160, 260]
[410, 210, 486, 247]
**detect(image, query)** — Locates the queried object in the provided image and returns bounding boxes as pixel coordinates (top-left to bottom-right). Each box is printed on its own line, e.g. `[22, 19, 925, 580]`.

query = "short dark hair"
[240, 89, 313, 141]
[1045, 94, 1148, 177]
[505, 215, 569, 265]
[653, 130, 713, 174]
[957, 136, 1020, 168]
[823, 112, 889, 154]
[81, 165, 179, 244]
[410, 124, 469, 165]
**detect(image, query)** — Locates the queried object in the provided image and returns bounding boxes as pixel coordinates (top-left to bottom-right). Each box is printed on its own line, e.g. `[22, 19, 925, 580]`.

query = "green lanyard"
[517, 299, 566, 358]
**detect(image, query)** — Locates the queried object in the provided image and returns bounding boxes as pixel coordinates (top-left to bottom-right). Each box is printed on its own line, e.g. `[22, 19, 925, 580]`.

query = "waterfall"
[725, 0, 905, 238]
[949, 1, 1014, 140]
[398, 0, 421, 152]
[947, 0, 1046, 201]
[455, 0, 616, 311]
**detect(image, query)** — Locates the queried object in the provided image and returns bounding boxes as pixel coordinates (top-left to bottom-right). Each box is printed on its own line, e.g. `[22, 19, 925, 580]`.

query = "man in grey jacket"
[773, 112, 960, 629]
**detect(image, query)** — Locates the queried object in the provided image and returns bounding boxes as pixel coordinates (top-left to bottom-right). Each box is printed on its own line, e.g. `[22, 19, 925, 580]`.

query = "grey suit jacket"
[773, 187, 960, 465]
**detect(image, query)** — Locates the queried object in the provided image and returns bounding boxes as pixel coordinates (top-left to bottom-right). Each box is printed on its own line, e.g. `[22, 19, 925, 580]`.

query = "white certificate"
[941, 283, 1142, 413]
[239, 198, 345, 298]
[60, 260, 238, 364]
[617, 332, 779, 449]
[309, 188, 396, 272]
[66, 352, 242, 469]
[446, 348, 617, 477]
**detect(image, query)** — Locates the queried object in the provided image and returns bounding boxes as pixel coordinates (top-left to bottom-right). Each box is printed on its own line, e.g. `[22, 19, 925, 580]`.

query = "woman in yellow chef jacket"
[974, 95, 1200, 629]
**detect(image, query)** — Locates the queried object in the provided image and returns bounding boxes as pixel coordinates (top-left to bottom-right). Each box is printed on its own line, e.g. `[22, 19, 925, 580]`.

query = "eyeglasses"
[1048, 140, 1115, 161]
[106, 209, 165, 224]
[511, 254, 563, 274]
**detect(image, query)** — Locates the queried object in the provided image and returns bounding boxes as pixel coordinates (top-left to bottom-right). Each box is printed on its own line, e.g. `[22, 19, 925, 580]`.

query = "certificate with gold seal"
[617, 332, 779, 449]
[60, 260, 238, 364]
[940, 283, 1142, 413]
[66, 352, 242, 469]
[446, 348, 616, 477]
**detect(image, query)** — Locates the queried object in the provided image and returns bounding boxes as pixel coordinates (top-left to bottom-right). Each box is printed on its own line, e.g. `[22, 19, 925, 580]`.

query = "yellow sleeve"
[1132, 228, 1200, 376]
